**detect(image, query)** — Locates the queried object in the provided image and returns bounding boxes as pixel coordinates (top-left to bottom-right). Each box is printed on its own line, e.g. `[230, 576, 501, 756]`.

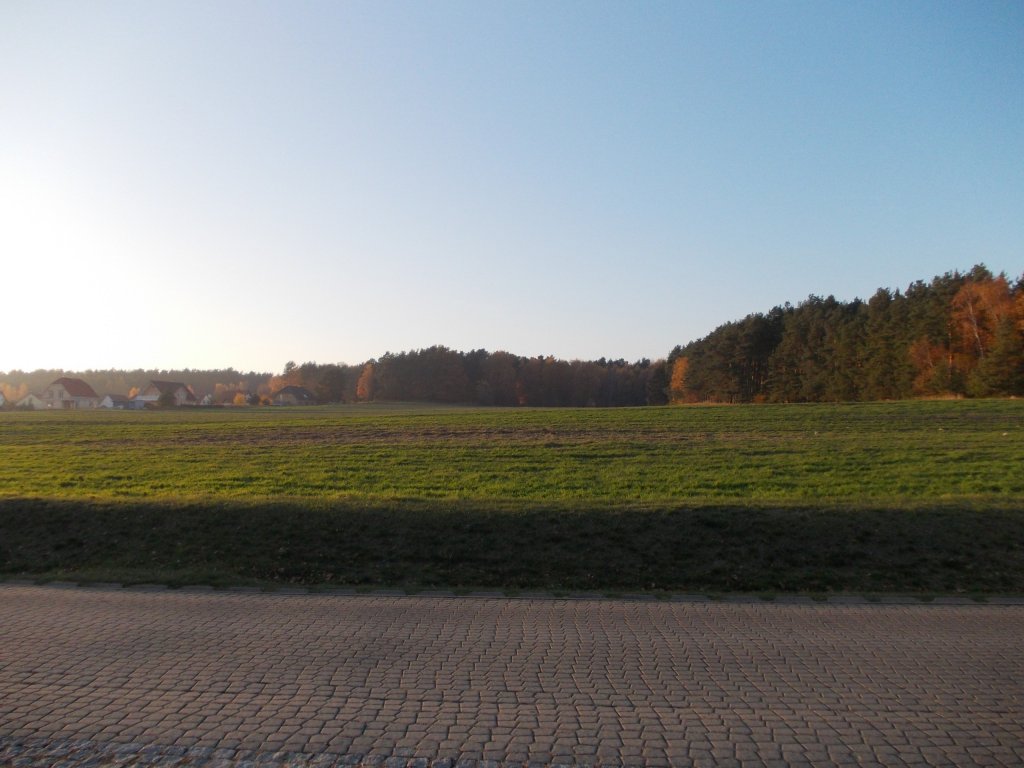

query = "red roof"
[52, 377, 98, 398]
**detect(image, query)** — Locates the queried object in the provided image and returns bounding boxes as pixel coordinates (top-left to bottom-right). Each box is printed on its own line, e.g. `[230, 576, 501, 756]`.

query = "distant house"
[132, 380, 198, 408]
[0, 392, 5, 407]
[17, 394, 48, 410]
[99, 394, 131, 410]
[272, 385, 317, 406]
[42, 377, 100, 409]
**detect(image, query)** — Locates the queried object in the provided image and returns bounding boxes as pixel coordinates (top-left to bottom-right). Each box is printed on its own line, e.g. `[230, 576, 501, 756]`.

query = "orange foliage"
[951, 276, 1014, 360]
[909, 337, 949, 395]
[669, 357, 690, 404]
[1, 382, 28, 403]
[356, 363, 375, 402]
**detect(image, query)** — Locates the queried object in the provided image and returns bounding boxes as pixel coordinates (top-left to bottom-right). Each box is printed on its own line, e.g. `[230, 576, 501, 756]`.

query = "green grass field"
[1, 400, 1022, 594]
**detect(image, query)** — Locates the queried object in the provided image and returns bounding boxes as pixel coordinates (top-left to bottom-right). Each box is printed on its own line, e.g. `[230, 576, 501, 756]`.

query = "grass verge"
[2, 497, 1021, 595]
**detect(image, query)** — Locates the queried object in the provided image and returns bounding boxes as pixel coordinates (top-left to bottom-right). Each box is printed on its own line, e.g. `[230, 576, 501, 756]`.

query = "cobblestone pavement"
[1, 585, 1022, 767]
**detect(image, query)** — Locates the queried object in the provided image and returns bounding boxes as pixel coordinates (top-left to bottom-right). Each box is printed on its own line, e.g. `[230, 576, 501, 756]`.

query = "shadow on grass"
[1, 497, 1022, 594]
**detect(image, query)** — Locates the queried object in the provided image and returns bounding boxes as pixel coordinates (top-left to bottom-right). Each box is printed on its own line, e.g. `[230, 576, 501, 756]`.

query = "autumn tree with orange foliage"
[267, 360, 301, 395]
[0, 382, 28, 404]
[953, 278, 1008, 357]
[669, 357, 690, 404]
[356, 363, 375, 402]
[948, 274, 1021, 395]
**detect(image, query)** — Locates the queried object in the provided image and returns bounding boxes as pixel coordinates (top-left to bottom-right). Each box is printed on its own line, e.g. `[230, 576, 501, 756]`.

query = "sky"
[2, 1, 1022, 374]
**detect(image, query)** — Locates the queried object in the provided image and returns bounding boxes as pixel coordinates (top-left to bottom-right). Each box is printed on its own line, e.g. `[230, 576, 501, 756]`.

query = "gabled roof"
[149, 380, 189, 393]
[147, 380, 197, 400]
[52, 377, 99, 398]
[104, 394, 130, 403]
[273, 385, 315, 400]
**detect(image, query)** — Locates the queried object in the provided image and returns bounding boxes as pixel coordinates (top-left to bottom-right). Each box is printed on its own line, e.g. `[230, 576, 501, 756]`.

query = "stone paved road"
[1, 585, 1022, 767]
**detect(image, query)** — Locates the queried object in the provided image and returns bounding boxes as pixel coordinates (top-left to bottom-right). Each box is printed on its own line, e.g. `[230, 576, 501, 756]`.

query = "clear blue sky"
[2, 1, 1021, 373]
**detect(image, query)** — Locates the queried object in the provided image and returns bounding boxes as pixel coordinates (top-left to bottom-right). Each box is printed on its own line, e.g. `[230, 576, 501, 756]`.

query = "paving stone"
[0, 585, 1021, 767]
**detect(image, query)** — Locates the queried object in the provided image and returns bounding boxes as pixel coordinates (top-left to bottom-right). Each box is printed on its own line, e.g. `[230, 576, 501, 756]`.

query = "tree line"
[4, 265, 1020, 408]
[0, 356, 668, 408]
[269, 351, 669, 407]
[669, 265, 1024, 403]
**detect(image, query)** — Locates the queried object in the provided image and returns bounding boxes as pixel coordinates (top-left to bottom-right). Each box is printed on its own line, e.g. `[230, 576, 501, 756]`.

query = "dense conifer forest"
[3, 266, 1021, 407]
[668, 265, 1023, 403]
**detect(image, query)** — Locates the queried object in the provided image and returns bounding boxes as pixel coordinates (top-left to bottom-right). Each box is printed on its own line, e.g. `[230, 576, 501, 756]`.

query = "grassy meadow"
[1, 400, 1022, 594]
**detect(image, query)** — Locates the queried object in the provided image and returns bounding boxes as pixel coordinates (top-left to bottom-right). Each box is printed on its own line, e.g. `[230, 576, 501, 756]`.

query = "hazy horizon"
[3, 1, 1021, 373]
